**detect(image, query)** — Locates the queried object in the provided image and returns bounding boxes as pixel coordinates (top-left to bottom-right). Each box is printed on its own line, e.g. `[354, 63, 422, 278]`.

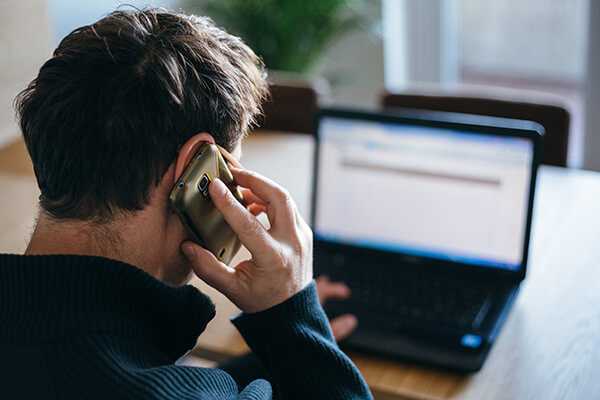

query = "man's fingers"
[242, 187, 268, 216]
[317, 275, 356, 341]
[241, 188, 267, 207]
[209, 178, 273, 254]
[316, 275, 351, 305]
[230, 168, 297, 228]
[181, 241, 237, 296]
[316, 275, 330, 303]
[248, 203, 267, 216]
[330, 314, 358, 342]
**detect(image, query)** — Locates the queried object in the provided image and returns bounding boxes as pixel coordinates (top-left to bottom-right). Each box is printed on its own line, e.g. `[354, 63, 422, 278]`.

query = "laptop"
[312, 108, 542, 372]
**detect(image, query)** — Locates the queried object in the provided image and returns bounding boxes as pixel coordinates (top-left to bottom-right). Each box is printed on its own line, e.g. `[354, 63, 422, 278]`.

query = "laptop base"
[334, 284, 520, 372]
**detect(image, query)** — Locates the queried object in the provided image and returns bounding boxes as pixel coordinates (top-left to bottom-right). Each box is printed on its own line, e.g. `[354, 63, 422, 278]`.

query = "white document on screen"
[314, 118, 533, 270]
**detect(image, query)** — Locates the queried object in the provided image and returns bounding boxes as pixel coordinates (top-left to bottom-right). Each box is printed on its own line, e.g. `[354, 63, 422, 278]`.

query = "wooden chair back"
[381, 90, 570, 166]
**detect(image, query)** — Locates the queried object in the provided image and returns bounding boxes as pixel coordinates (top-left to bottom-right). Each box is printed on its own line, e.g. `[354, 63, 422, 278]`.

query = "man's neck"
[26, 211, 165, 280]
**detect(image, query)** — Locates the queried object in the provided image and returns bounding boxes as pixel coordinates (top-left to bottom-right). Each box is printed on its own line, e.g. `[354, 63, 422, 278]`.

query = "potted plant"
[179, 0, 370, 74]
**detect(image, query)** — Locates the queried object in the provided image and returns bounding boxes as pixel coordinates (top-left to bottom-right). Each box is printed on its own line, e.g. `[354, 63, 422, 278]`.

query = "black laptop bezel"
[311, 107, 543, 282]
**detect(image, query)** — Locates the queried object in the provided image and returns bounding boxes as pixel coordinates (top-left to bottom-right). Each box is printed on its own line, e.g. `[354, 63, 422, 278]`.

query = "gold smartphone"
[170, 142, 244, 264]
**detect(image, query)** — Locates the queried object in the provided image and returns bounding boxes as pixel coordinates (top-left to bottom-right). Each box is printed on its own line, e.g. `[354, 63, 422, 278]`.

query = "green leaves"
[183, 0, 368, 72]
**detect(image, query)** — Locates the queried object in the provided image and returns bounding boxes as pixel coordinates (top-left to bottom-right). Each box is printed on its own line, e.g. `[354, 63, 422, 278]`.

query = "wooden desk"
[2, 133, 600, 399]
[192, 132, 600, 400]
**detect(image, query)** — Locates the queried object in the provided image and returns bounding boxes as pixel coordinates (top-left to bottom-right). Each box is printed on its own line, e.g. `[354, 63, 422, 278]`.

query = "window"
[383, 0, 590, 167]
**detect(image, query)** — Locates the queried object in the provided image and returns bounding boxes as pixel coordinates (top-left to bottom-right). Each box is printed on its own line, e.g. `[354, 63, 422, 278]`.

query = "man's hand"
[316, 276, 358, 342]
[181, 168, 313, 314]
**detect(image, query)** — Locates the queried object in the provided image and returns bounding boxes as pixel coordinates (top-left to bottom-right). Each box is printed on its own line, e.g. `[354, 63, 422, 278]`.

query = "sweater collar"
[0, 254, 215, 361]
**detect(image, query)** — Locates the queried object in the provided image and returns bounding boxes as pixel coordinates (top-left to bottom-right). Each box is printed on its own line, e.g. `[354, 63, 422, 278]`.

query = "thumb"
[329, 314, 358, 342]
[181, 241, 236, 295]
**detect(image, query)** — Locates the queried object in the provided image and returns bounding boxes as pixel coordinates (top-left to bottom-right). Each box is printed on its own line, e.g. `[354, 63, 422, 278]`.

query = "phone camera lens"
[199, 175, 209, 190]
[177, 181, 185, 189]
[198, 174, 211, 197]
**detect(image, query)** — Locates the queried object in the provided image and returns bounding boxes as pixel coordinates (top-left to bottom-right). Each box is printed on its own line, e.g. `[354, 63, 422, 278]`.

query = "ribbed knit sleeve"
[232, 281, 373, 400]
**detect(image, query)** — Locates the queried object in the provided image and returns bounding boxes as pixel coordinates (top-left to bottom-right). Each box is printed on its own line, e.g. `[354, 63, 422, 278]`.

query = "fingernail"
[181, 244, 196, 261]
[211, 178, 227, 196]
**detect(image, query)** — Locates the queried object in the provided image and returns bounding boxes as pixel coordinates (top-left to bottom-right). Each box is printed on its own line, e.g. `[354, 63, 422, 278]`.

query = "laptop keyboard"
[320, 260, 496, 332]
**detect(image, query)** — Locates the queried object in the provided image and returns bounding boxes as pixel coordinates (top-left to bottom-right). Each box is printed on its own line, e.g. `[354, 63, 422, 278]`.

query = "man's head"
[16, 8, 268, 222]
[17, 9, 269, 284]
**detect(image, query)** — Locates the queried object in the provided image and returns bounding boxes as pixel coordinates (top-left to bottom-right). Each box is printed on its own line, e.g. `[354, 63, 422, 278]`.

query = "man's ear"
[174, 133, 216, 182]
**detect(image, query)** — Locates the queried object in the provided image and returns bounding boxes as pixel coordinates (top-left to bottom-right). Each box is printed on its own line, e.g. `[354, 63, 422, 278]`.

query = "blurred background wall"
[1, 0, 598, 169]
[383, 0, 589, 167]
[0, 0, 54, 147]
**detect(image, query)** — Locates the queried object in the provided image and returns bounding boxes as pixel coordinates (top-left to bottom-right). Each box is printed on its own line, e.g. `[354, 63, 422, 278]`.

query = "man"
[0, 8, 371, 400]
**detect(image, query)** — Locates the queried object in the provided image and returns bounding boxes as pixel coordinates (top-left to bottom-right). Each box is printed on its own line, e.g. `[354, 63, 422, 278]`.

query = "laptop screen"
[313, 114, 536, 271]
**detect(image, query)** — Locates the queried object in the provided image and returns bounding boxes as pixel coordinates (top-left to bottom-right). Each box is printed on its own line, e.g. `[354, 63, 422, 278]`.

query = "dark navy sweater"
[0, 254, 372, 399]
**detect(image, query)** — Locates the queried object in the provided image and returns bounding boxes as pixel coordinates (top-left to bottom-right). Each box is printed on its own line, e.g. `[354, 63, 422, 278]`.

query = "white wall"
[46, 0, 179, 46]
[311, 2, 385, 108]
[0, 0, 54, 147]
[583, 0, 600, 171]
[461, 0, 589, 82]
[383, 0, 459, 91]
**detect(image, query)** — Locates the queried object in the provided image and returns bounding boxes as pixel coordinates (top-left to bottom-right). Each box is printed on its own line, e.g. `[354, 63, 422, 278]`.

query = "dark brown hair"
[16, 9, 268, 222]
